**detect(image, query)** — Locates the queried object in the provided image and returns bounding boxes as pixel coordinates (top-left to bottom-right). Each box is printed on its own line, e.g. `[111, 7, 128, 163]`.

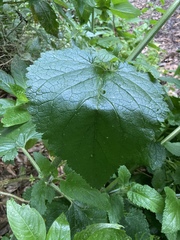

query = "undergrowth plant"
[0, 0, 180, 239]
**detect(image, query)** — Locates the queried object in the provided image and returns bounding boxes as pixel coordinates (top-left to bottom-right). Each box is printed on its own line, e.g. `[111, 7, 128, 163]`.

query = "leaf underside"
[26, 47, 168, 187]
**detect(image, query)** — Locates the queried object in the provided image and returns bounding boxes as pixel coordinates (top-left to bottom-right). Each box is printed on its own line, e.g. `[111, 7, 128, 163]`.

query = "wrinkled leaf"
[67, 201, 107, 238]
[29, 0, 59, 37]
[74, 223, 131, 240]
[60, 172, 110, 210]
[26, 47, 168, 187]
[162, 187, 180, 234]
[30, 179, 55, 215]
[46, 213, 70, 240]
[108, 194, 124, 223]
[123, 208, 150, 239]
[127, 183, 164, 213]
[7, 199, 46, 240]
[0, 121, 41, 161]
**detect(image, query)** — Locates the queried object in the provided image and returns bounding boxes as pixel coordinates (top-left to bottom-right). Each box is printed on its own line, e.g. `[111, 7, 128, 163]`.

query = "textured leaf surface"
[7, 199, 46, 240]
[162, 187, 180, 234]
[60, 172, 110, 210]
[30, 179, 55, 214]
[46, 213, 70, 240]
[0, 121, 41, 161]
[127, 183, 164, 213]
[0, 70, 15, 95]
[74, 223, 131, 240]
[26, 47, 168, 187]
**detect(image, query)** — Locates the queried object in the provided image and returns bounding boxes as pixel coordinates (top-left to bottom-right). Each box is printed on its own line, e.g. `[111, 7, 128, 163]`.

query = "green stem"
[105, 178, 119, 193]
[161, 126, 180, 145]
[91, 8, 95, 32]
[127, 0, 180, 61]
[21, 147, 41, 174]
[49, 182, 72, 204]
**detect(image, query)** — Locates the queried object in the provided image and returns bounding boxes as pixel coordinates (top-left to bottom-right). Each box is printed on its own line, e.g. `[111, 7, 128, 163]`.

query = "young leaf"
[0, 121, 41, 161]
[118, 165, 131, 186]
[164, 142, 180, 156]
[7, 199, 46, 240]
[30, 179, 55, 215]
[74, 223, 131, 240]
[46, 213, 70, 240]
[162, 187, 180, 234]
[29, 0, 59, 37]
[26, 47, 168, 188]
[60, 172, 110, 211]
[127, 183, 164, 213]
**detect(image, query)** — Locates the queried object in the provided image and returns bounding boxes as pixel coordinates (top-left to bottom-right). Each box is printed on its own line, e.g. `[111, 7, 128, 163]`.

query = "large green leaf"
[7, 199, 46, 240]
[127, 183, 164, 213]
[26, 47, 168, 187]
[162, 187, 180, 234]
[46, 213, 70, 240]
[29, 0, 59, 37]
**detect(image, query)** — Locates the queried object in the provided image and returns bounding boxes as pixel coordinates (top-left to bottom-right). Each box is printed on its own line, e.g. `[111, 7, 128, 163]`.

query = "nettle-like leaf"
[30, 179, 55, 215]
[162, 187, 180, 234]
[26, 47, 168, 187]
[0, 121, 41, 161]
[7, 199, 46, 240]
[127, 183, 164, 213]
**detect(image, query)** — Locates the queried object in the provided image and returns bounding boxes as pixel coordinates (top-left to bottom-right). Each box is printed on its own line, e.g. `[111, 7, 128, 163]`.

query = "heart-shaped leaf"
[26, 47, 168, 187]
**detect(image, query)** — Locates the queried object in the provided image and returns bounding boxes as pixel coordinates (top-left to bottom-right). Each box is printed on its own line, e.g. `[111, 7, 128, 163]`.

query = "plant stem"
[49, 182, 72, 204]
[21, 147, 41, 174]
[0, 191, 29, 203]
[127, 0, 180, 61]
[105, 178, 119, 193]
[161, 126, 180, 145]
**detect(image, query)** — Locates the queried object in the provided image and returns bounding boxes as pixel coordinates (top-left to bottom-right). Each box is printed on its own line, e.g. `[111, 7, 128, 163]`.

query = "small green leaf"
[1, 105, 30, 127]
[0, 99, 15, 116]
[11, 55, 28, 89]
[0, 121, 41, 161]
[118, 165, 131, 186]
[7, 199, 46, 240]
[127, 183, 164, 213]
[0, 70, 15, 95]
[162, 187, 180, 234]
[60, 172, 110, 210]
[74, 223, 131, 240]
[108, 194, 124, 223]
[53, 0, 68, 8]
[164, 142, 180, 156]
[110, 1, 141, 19]
[46, 213, 70, 240]
[31, 180, 55, 215]
[29, 0, 59, 37]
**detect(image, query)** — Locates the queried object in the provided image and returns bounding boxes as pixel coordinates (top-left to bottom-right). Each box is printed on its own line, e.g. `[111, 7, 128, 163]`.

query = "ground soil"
[0, 0, 180, 238]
